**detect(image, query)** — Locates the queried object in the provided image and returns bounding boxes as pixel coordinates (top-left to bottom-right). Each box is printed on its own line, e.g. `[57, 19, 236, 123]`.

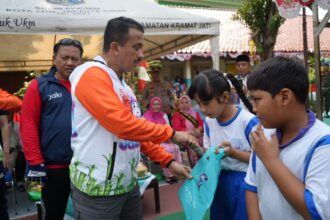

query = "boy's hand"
[250, 124, 279, 163]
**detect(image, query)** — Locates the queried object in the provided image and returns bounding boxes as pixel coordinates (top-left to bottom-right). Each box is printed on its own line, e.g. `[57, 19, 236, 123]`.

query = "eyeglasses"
[58, 38, 82, 48]
[54, 38, 83, 55]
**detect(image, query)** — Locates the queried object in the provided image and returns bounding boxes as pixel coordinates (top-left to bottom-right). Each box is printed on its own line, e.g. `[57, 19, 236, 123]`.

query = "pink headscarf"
[143, 97, 167, 125]
[178, 95, 197, 130]
[178, 95, 194, 114]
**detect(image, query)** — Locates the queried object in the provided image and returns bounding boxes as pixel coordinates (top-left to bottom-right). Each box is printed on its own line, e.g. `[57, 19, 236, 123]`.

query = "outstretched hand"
[250, 124, 279, 163]
[172, 131, 200, 149]
[168, 161, 192, 180]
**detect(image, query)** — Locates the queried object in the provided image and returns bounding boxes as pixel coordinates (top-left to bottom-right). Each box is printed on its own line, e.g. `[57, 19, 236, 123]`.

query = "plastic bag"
[27, 181, 42, 202]
[179, 146, 224, 220]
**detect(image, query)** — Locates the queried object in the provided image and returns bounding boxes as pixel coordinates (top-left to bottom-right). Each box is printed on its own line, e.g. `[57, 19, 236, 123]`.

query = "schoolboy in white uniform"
[244, 56, 330, 220]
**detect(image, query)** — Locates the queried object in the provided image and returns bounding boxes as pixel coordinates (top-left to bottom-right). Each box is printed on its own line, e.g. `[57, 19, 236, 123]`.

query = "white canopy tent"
[0, 0, 219, 72]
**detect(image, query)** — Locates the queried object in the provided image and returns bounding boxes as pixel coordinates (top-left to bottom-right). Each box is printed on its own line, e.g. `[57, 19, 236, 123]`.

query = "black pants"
[0, 162, 9, 220]
[322, 88, 330, 115]
[15, 151, 26, 182]
[42, 167, 71, 220]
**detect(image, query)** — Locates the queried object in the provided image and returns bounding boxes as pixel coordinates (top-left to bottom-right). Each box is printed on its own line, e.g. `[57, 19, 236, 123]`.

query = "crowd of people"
[0, 16, 329, 220]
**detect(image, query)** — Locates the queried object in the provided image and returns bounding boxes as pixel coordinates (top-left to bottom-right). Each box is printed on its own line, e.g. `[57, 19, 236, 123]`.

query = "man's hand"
[27, 164, 46, 186]
[189, 128, 202, 138]
[172, 131, 204, 156]
[168, 161, 192, 180]
[172, 131, 199, 148]
[250, 124, 279, 163]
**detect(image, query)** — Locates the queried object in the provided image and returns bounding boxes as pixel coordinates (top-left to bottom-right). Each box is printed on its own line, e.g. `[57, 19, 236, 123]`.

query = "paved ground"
[7, 180, 180, 220]
[6, 188, 38, 219]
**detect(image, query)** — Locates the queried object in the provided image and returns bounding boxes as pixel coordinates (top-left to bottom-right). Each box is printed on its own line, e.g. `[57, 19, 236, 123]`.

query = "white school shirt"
[244, 111, 330, 220]
[203, 106, 259, 172]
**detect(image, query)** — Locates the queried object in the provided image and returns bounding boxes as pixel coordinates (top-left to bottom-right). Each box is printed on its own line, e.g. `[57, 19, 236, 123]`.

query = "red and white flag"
[137, 61, 150, 93]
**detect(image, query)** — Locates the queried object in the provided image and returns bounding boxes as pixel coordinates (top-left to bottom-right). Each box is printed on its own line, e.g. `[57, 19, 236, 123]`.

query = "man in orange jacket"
[69, 17, 197, 220]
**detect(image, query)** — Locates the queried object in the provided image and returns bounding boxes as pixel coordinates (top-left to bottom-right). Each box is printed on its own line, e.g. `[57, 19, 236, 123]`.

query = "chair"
[24, 161, 44, 220]
[4, 169, 17, 215]
[25, 179, 44, 220]
[139, 155, 161, 213]
[146, 178, 160, 213]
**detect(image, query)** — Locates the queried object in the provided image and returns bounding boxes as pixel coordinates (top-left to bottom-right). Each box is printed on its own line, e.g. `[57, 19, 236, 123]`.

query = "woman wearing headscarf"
[173, 82, 184, 100]
[143, 97, 182, 183]
[171, 95, 204, 168]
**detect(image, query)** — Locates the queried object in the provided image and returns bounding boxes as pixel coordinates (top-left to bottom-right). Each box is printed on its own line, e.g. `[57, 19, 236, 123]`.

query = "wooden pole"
[302, 7, 309, 70]
[312, 3, 322, 119]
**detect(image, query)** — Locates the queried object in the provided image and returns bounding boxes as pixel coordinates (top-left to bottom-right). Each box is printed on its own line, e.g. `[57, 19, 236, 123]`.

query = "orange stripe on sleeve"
[141, 142, 173, 168]
[75, 67, 174, 143]
[0, 88, 22, 112]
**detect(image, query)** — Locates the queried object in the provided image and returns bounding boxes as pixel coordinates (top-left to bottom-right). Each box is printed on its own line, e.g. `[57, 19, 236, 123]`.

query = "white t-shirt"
[244, 112, 330, 220]
[203, 106, 259, 172]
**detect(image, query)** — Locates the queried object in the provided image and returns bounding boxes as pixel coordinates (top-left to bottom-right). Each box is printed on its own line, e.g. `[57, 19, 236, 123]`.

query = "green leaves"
[14, 71, 36, 98]
[233, 0, 285, 61]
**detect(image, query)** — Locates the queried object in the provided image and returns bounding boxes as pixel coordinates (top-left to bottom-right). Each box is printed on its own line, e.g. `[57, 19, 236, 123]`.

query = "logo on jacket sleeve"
[48, 92, 63, 101]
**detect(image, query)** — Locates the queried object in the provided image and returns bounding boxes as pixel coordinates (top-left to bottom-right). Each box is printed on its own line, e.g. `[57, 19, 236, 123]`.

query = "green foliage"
[234, 0, 283, 35]
[15, 70, 48, 98]
[148, 60, 162, 71]
[233, 0, 285, 60]
[14, 72, 37, 98]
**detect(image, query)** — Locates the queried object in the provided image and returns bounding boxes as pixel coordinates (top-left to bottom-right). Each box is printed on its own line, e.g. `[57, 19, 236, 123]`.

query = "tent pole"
[210, 35, 220, 71]
[312, 3, 322, 120]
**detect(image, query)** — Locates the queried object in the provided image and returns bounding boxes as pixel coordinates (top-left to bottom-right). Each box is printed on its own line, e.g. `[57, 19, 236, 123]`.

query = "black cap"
[236, 54, 250, 63]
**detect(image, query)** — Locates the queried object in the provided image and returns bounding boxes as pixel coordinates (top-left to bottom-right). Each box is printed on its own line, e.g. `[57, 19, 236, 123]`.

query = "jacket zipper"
[107, 142, 117, 180]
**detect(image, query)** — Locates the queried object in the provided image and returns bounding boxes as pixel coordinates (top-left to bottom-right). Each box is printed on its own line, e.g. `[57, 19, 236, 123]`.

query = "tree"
[233, 0, 285, 61]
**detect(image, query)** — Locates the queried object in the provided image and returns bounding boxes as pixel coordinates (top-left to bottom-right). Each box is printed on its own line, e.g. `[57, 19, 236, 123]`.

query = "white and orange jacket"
[69, 56, 174, 196]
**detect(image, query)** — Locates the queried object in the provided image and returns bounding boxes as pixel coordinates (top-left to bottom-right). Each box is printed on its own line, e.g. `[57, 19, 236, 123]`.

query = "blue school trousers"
[210, 170, 248, 220]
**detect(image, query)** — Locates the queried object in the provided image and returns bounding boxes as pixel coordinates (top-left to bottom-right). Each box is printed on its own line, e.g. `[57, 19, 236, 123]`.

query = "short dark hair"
[188, 69, 230, 102]
[53, 38, 83, 57]
[103, 17, 144, 53]
[247, 56, 309, 104]
[236, 54, 250, 63]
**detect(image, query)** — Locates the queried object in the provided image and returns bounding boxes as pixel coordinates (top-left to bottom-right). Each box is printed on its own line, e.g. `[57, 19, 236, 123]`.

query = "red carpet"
[143, 182, 183, 220]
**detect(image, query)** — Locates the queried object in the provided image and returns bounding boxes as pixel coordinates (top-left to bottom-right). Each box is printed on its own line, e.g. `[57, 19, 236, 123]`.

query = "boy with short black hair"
[244, 56, 330, 220]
